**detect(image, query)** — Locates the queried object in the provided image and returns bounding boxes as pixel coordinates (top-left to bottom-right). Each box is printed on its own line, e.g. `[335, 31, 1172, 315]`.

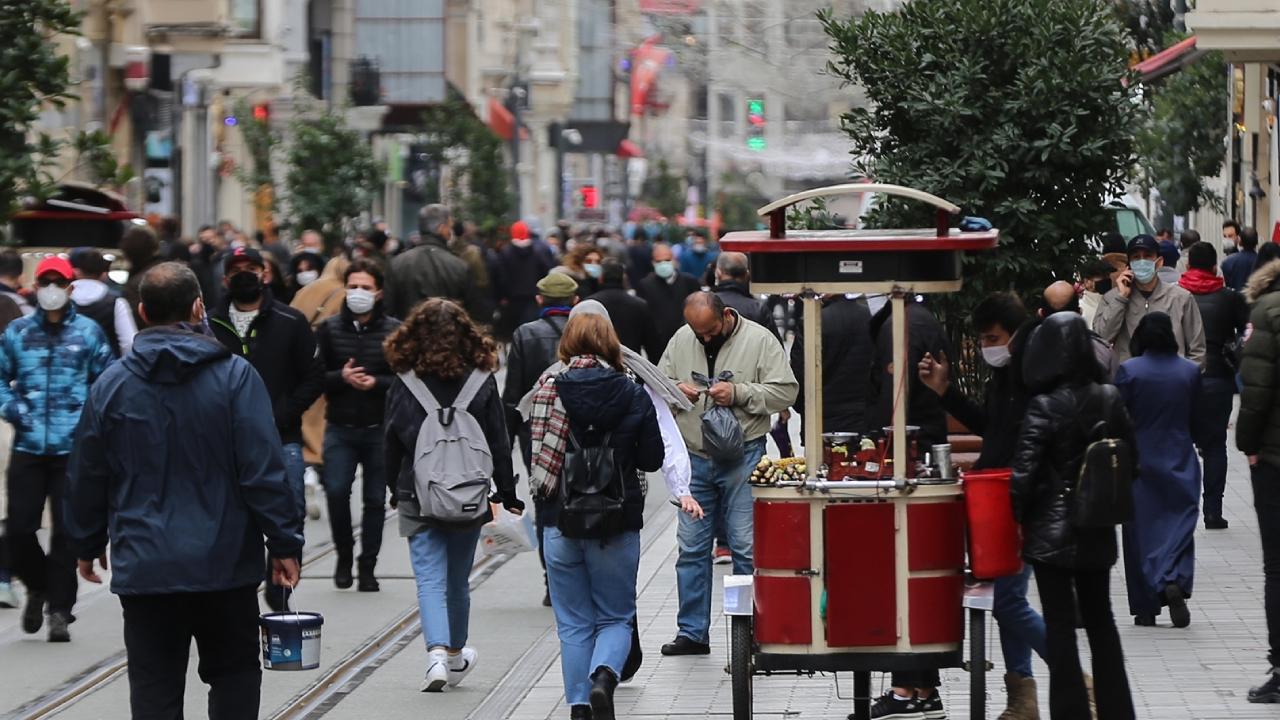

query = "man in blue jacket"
[65, 262, 303, 719]
[0, 256, 113, 642]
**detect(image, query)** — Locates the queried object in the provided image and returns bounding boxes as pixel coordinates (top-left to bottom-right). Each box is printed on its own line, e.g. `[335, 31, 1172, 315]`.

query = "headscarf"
[1131, 311, 1179, 357]
[516, 299, 693, 419]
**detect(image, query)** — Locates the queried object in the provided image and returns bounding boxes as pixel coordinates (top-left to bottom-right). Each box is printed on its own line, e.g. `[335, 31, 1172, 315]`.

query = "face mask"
[1130, 259, 1157, 284]
[654, 261, 675, 279]
[981, 344, 1012, 368]
[228, 271, 264, 304]
[346, 288, 377, 315]
[693, 243, 707, 253]
[295, 270, 318, 287]
[584, 263, 603, 279]
[511, 238, 533, 248]
[36, 285, 69, 312]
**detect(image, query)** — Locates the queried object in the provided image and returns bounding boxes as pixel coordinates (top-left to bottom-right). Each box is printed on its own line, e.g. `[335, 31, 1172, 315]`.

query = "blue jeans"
[676, 437, 766, 644]
[993, 564, 1047, 678]
[322, 425, 386, 564]
[282, 442, 306, 529]
[544, 527, 640, 706]
[409, 526, 481, 650]
[1193, 376, 1235, 519]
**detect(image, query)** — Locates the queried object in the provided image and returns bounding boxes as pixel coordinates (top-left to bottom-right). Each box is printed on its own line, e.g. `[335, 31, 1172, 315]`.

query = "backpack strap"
[398, 371, 442, 413]
[453, 369, 491, 410]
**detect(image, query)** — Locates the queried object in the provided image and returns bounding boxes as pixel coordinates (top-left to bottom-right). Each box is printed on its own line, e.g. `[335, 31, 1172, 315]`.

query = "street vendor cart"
[718, 184, 999, 720]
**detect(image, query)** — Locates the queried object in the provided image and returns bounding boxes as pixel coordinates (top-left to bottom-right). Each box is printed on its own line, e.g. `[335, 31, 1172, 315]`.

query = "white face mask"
[295, 270, 319, 287]
[37, 285, 69, 312]
[981, 344, 1012, 368]
[346, 288, 377, 315]
[511, 238, 533, 248]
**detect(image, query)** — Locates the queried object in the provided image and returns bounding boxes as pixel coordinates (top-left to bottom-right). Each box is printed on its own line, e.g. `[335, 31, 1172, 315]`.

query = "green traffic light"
[747, 136, 767, 151]
[747, 99, 764, 115]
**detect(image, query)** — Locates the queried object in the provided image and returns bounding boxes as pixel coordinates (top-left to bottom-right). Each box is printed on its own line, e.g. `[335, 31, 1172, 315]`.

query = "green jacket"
[659, 311, 798, 458]
[1238, 260, 1280, 464]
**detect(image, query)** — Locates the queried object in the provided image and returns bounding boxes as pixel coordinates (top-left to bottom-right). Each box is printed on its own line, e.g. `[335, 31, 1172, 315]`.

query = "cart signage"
[838, 260, 864, 274]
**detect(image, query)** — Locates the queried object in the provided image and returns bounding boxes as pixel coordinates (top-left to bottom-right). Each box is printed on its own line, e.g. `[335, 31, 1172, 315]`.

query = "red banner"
[639, 0, 701, 15]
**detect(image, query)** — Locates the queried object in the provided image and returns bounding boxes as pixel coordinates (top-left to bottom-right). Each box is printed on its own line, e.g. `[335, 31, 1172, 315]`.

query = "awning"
[1132, 36, 1205, 84]
[617, 139, 644, 159]
[488, 97, 515, 142]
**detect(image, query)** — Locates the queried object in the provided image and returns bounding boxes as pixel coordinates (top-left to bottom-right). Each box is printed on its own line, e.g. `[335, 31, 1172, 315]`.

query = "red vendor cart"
[718, 184, 999, 720]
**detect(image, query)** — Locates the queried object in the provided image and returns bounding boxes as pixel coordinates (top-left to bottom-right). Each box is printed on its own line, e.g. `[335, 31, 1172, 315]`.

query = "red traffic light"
[580, 185, 598, 209]
[252, 103, 270, 123]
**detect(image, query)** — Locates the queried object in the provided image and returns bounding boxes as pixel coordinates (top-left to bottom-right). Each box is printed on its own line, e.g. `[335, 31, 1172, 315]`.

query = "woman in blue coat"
[1115, 312, 1201, 628]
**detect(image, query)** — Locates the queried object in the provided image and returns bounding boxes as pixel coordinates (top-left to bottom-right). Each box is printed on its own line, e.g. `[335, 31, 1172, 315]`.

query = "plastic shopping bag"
[480, 506, 537, 556]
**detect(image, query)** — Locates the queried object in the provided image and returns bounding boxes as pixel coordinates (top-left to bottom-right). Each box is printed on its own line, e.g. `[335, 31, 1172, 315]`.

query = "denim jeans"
[265, 443, 307, 600]
[322, 425, 386, 565]
[993, 564, 1047, 678]
[1253, 461, 1280, 666]
[1193, 376, 1235, 519]
[409, 526, 481, 650]
[544, 527, 640, 706]
[675, 437, 766, 644]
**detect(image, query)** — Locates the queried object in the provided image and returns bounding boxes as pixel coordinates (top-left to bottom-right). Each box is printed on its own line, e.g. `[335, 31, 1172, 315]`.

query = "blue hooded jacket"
[64, 326, 304, 595]
[0, 305, 113, 456]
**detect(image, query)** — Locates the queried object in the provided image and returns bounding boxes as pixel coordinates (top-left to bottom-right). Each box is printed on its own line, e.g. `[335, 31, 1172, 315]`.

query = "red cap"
[36, 256, 74, 281]
[510, 220, 530, 241]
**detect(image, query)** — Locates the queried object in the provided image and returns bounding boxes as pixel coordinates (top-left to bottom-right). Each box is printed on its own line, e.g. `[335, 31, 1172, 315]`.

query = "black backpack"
[558, 429, 627, 539]
[1067, 393, 1135, 528]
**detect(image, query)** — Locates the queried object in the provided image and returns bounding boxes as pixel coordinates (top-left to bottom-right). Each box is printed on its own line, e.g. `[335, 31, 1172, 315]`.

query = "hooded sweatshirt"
[71, 278, 138, 356]
[64, 327, 304, 595]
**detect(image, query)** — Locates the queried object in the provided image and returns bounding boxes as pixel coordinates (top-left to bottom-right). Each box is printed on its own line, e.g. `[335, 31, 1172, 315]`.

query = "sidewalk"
[502, 448, 1275, 719]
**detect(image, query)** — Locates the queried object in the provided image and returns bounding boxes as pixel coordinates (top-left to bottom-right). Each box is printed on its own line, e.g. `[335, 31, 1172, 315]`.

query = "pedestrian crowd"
[2, 206, 1279, 720]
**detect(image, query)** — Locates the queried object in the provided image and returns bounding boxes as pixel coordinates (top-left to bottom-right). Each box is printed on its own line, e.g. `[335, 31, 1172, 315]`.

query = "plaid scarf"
[529, 355, 608, 496]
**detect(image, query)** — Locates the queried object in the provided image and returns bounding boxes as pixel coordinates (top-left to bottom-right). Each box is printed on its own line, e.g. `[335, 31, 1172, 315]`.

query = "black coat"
[716, 281, 780, 342]
[636, 272, 702, 357]
[65, 327, 304, 594]
[1187, 286, 1249, 379]
[790, 297, 874, 434]
[543, 365, 664, 532]
[493, 242, 557, 304]
[384, 372, 515, 531]
[871, 300, 953, 447]
[316, 302, 401, 427]
[503, 314, 570, 455]
[626, 243, 653, 289]
[386, 234, 478, 320]
[588, 286, 661, 359]
[210, 290, 324, 446]
[941, 355, 1028, 470]
[1011, 314, 1137, 571]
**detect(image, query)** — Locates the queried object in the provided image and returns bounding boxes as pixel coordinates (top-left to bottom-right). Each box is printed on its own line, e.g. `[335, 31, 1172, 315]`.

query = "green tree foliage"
[284, 112, 382, 246]
[1113, 0, 1177, 56]
[71, 129, 134, 190]
[1134, 34, 1228, 216]
[0, 0, 82, 231]
[642, 158, 685, 219]
[419, 95, 513, 234]
[821, 0, 1135, 304]
[821, 0, 1136, 395]
[232, 99, 276, 197]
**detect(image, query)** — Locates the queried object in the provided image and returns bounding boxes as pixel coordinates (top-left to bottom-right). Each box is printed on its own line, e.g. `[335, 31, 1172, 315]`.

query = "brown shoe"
[996, 673, 1040, 720]
[1084, 673, 1097, 719]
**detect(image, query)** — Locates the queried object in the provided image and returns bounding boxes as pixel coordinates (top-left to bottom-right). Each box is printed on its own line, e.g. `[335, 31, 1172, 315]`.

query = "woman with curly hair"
[383, 298, 523, 692]
[530, 312, 664, 720]
[553, 243, 603, 299]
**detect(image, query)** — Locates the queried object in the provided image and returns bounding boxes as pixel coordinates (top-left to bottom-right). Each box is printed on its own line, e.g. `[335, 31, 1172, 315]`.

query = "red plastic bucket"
[963, 468, 1023, 579]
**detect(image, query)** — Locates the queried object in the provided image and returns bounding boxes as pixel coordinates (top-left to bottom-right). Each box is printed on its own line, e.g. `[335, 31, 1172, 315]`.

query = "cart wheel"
[730, 615, 753, 720]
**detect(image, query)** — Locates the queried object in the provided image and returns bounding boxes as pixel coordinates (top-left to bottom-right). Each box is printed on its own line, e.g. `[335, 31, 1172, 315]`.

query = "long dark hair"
[1131, 312, 1178, 357]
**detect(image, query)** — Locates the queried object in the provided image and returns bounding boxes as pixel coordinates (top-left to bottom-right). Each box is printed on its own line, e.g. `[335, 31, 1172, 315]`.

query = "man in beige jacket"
[658, 292, 797, 656]
[1094, 234, 1206, 368]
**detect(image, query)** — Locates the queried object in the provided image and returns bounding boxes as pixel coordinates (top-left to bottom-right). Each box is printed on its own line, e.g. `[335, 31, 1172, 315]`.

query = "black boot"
[588, 667, 617, 720]
[334, 551, 354, 589]
[569, 705, 593, 719]
[357, 559, 380, 592]
[620, 616, 642, 682]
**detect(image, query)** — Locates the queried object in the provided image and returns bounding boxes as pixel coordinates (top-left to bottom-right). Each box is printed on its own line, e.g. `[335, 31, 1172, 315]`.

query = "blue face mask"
[654, 261, 675, 279]
[584, 263, 602, 279]
[1130, 258, 1157, 284]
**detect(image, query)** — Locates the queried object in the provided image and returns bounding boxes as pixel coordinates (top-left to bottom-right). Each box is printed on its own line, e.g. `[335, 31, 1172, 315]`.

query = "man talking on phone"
[1094, 234, 1206, 368]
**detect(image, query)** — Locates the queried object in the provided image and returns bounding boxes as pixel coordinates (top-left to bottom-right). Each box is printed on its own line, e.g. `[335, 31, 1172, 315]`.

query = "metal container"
[932, 443, 953, 480]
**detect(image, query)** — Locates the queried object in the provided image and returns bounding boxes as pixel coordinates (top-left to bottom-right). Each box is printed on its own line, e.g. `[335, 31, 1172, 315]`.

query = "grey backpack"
[398, 369, 494, 523]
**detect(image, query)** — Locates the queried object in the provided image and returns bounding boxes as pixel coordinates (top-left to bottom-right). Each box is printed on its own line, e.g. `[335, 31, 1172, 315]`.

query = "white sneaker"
[421, 649, 449, 692]
[0, 582, 17, 609]
[447, 647, 478, 687]
[304, 479, 322, 520]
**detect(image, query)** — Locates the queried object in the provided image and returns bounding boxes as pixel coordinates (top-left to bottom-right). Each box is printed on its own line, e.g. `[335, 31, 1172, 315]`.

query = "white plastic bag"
[480, 507, 537, 556]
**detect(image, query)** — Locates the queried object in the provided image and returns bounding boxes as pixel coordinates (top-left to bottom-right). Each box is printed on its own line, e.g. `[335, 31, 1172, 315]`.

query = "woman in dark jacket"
[1116, 312, 1202, 628]
[529, 312, 663, 720]
[383, 298, 522, 693]
[1011, 312, 1137, 720]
